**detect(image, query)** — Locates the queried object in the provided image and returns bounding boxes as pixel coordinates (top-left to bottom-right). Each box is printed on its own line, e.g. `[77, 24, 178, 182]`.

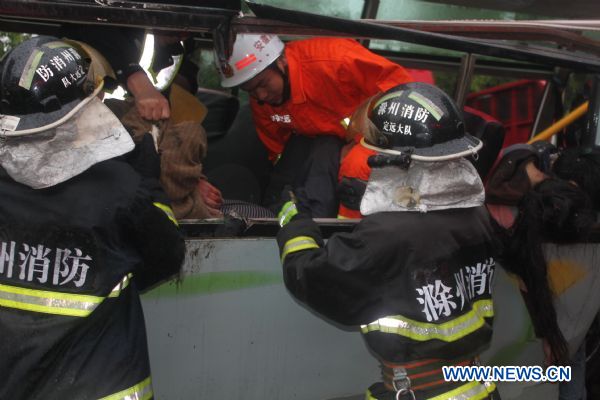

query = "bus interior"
[2, 1, 600, 399]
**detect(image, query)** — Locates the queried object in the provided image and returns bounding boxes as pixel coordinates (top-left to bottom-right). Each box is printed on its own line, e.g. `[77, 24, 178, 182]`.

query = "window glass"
[372, 0, 542, 56]
[245, 0, 365, 19]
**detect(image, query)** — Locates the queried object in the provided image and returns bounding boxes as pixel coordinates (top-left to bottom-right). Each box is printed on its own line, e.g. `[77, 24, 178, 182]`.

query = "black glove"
[126, 133, 161, 180]
[338, 177, 367, 211]
[531, 141, 558, 173]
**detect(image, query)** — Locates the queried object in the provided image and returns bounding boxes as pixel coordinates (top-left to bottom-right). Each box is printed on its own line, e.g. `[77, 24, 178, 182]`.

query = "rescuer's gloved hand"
[127, 133, 161, 180]
[531, 141, 558, 173]
[337, 177, 367, 211]
[277, 185, 311, 227]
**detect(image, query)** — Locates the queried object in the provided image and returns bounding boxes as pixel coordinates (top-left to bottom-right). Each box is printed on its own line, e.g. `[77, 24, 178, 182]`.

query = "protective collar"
[0, 97, 133, 189]
[360, 158, 485, 215]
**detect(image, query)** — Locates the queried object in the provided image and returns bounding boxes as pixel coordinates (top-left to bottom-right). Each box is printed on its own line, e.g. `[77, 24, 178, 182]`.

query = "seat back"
[464, 106, 506, 182]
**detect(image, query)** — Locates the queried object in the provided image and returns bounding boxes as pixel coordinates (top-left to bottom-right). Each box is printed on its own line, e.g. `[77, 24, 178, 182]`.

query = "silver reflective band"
[0, 274, 133, 317]
[98, 376, 153, 400]
[361, 300, 493, 342]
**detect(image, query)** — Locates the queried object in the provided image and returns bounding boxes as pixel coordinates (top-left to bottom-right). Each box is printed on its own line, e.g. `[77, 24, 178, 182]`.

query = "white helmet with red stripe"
[216, 34, 284, 88]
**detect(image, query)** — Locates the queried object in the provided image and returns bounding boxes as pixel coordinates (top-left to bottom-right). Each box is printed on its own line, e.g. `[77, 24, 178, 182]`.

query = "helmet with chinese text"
[216, 34, 284, 88]
[0, 36, 134, 189]
[360, 82, 482, 161]
[0, 36, 99, 133]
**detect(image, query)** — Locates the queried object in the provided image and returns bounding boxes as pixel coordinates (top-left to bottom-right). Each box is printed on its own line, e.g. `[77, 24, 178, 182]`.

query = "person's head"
[355, 82, 485, 214]
[215, 34, 287, 106]
[0, 36, 133, 189]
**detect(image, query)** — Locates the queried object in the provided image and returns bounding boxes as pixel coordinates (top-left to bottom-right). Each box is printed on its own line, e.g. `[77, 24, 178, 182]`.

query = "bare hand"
[198, 179, 223, 210]
[126, 71, 170, 121]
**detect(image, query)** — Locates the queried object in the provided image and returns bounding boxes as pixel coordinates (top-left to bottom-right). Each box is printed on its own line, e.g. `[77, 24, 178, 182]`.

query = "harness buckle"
[395, 388, 416, 400]
[392, 367, 416, 400]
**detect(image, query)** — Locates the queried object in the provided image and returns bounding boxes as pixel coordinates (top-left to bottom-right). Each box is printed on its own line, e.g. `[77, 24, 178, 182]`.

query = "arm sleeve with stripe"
[120, 177, 186, 292]
[276, 217, 383, 326]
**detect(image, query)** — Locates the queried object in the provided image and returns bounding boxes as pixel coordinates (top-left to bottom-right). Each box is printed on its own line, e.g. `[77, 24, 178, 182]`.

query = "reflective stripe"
[365, 388, 377, 400]
[153, 202, 178, 226]
[361, 299, 493, 342]
[429, 381, 494, 400]
[278, 201, 298, 227]
[0, 274, 132, 317]
[0, 283, 102, 317]
[365, 381, 494, 400]
[281, 236, 319, 262]
[108, 273, 133, 298]
[99, 376, 153, 400]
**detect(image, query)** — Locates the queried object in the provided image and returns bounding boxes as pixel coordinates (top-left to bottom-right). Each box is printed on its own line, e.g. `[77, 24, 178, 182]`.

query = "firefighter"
[276, 82, 499, 399]
[216, 34, 413, 217]
[0, 36, 185, 400]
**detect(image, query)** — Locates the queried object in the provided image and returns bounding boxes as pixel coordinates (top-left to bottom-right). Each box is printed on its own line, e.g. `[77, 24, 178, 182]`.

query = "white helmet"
[216, 34, 284, 88]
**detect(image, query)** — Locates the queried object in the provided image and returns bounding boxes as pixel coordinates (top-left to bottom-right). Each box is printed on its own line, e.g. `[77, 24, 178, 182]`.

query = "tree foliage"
[0, 32, 29, 59]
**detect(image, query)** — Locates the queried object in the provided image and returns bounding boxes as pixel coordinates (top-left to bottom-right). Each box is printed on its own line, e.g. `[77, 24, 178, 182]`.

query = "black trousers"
[262, 135, 344, 218]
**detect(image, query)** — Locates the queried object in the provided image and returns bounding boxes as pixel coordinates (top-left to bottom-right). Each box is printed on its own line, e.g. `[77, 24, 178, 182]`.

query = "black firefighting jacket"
[0, 159, 185, 400]
[277, 207, 499, 364]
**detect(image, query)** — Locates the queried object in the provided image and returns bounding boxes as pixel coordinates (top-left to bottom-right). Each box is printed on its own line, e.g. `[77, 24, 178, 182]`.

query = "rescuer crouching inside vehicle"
[0, 36, 185, 400]
[216, 33, 413, 218]
[276, 82, 500, 399]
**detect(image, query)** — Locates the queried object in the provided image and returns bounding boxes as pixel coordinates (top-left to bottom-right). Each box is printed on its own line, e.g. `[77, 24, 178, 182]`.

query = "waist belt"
[382, 357, 476, 398]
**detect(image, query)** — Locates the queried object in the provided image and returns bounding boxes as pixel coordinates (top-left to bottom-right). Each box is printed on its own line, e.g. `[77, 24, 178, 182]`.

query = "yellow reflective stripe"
[361, 299, 493, 342]
[153, 202, 178, 226]
[429, 381, 492, 400]
[365, 388, 377, 399]
[483, 381, 496, 395]
[278, 201, 298, 226]
[108, 273, 133, 298]
[0, 274, 133, 317]
[281, 236, 319, 262]
[99, 376, 153, 400]
[337, 214, 350, 219]
[0, 283, 102, 317]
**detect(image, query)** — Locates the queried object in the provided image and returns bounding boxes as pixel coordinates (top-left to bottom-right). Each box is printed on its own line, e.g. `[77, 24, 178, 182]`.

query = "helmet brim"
[410, 133, 482, 159]
[362, 133, 482, 161]
[2, 96, 80, 132]
[1, 81, 103, 135]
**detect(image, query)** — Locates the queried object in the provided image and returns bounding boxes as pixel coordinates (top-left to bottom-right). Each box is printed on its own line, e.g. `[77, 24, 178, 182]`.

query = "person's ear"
[276, 54, 287, 72]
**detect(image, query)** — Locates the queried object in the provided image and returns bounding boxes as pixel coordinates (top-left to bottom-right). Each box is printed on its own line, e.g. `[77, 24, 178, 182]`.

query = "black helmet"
[0, 36, 96, 133]
[362, 82, 481, 160]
